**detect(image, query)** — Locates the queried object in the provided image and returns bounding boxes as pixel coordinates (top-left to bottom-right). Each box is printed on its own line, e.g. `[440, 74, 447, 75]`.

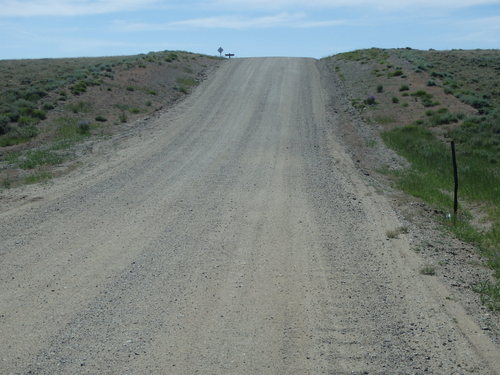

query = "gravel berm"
[0, 58, 498, 374]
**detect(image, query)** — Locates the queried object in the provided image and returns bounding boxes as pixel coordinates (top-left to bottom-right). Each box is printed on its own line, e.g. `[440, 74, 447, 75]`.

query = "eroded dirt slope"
[0, 58, 498, 374]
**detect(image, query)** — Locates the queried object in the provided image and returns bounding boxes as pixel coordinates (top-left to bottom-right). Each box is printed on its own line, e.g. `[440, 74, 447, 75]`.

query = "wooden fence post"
[451, 141, 459, 220]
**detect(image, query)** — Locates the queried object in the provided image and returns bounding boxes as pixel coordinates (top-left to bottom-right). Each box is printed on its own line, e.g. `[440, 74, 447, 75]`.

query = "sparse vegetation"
[176, 77, 198, 94]
[424, 108, 462, 126]
[473, 281, 500, 311]
[410, 90, 440, 107]
[119, 112, 128, 123]
[17, 150, 65, 170]
[351, 98, 365, 110]
[67, 101, 93, 113]
[0, 50, 222, 189]
[24, 171, 52, 184]
[388, 69, 404, 77]
[364, 96, 377, 105]
[78, 121, 91, 135]
[420, 265, 436, 276]
[374, 115, 396, 124]
[386, 226, 408, 239]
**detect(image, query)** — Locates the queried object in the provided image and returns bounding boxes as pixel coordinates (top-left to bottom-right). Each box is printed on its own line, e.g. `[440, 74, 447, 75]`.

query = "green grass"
[351, 98, 365, 110]
[176, 77, 198, 94]
[473, 281, 500, 312]
[24, 171, 53, 184]
[51, 116, 92, 149]
[382, 126, 499, 210]
[17, 150, 64, 169]
[381, 125, 500, 305]
[374, 115, 396, 124]
[0, 125, 39, 146]
[423, 108, 463, 127]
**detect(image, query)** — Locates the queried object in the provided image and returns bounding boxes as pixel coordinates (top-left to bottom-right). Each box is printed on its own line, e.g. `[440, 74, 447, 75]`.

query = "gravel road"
[1, 58, 498, 374]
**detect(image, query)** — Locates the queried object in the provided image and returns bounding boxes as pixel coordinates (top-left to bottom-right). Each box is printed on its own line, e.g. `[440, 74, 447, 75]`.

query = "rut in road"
[0, 58, 498, 374]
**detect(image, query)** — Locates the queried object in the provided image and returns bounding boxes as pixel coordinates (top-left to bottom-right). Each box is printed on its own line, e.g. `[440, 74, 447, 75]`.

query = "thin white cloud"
[209, 0, 500, 10]
[447, 15, 500, 43]
[112, 13, 347, 31]
[0, 0, 160, 17]
[465, 15, 500, 28]
[172, 13, 304, 29]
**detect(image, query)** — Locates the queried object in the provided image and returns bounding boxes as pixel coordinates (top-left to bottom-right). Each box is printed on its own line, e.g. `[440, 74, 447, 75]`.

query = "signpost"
[217, 47, 224, 57]
[225, 53, 235, 59]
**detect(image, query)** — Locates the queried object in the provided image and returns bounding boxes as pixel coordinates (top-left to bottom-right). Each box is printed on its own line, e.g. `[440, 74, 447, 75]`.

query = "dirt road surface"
[1, 58, 498, 374]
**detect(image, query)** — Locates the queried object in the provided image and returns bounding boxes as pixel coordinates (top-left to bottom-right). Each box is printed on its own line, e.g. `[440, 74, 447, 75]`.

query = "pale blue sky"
[1, 0, 499, 59]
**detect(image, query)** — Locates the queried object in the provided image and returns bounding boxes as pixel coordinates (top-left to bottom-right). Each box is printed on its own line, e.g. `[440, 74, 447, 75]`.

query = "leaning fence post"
[451, 141, 459, 221]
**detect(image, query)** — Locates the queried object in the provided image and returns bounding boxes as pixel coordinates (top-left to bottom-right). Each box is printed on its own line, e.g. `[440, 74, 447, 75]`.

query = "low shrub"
[66, 101, 93, 113]
[176, 77, 197, 87]
[459, 94, 490, 111]
[18, 116, 38, 126]
[425, 108, 461, 126]
[0, 115, 10, 135]
[119, 112, 127, 123]
[364, 96, 376, 105]
[70, 81, 88, 95]
[388, 69, 404, 77]
[0, 127, 38, 146]
[78, 121, 91, 135]
[420, 265, 436, 276]
[411, 90, 439, 107]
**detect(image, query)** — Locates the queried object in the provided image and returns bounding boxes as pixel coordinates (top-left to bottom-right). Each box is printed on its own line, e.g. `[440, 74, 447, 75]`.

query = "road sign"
[218, 47, 224, 57]
[225, 53, 235, 59]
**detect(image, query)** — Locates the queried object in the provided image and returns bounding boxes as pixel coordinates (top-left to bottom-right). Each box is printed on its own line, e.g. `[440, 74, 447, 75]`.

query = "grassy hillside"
[0, 51, 222, 186]
[322, 48, 499, 310]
